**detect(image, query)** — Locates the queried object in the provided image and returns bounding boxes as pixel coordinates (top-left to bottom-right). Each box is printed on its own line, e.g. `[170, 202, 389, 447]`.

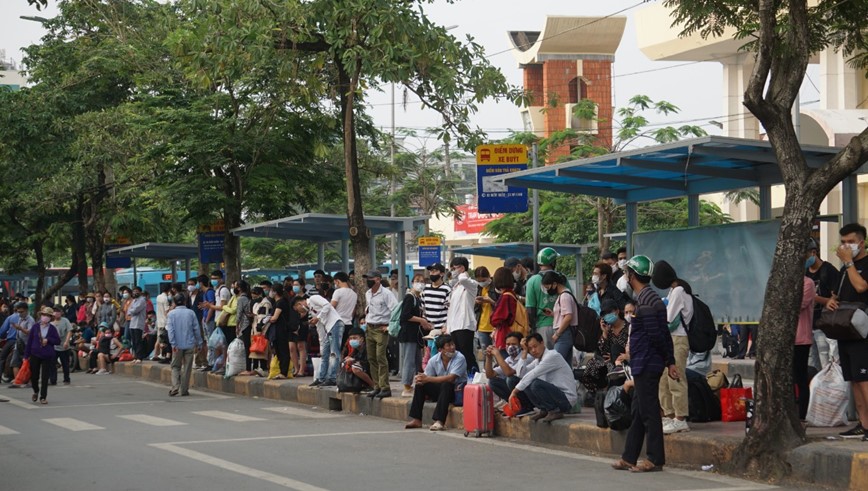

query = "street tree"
[663, 0, 868, 479]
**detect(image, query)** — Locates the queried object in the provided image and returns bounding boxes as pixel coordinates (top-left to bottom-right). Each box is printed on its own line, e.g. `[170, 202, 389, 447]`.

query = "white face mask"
[477, 280, 491, 288]
[618, 259, 627, 269]
[625, 313, 634, 324]
[512, 271, 521, 281]
[591, 274, 600, 285]
[412, 282, 425, 293]
[850, 243, 861, 256]
[187, 285, 196, 293]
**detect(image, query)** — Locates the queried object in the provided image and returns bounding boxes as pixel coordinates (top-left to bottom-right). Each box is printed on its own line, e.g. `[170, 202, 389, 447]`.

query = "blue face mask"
[805, 255, 816, 269]
[293, 285, 301, 293]
[211, 279, 219, 288]
[349, 339, 361, 349]
[602, 313, 619, 325]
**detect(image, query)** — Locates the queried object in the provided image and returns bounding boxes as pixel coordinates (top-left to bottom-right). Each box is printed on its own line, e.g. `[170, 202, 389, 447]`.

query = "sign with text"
[418, 236, 442, 247]
[198, 232, 225, 265]
[454, 204, 503, 235]
[475, 144, 529, 213]
[105, 244, 132, 269]
[418, 246, 442, 267]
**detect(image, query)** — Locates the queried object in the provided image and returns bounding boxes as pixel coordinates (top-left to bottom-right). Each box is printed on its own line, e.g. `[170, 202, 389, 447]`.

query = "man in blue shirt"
[0, 302, 33, 383]
[195, 274, 216, 370]
[404, 334, 467, 431]
[167, 293, 203, 397]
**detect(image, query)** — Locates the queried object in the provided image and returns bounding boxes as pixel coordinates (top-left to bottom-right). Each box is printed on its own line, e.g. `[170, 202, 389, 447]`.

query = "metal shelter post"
[132, 258, 138, 288]
[171, 261, 177, 282]
[532, 143, 540, 261]
[397, 231, 407, 294]
[341, 239, 350, 273]
[369, 236, 377, 271]
[317, 243, 326, 270]
[184, 259, 191, 282]
[759, 185, 772, 220]
[843, 175, 860, 225]
[575, 253, 583, 289]
[688, 194, 700, 227]
[625, 202, 638, 256]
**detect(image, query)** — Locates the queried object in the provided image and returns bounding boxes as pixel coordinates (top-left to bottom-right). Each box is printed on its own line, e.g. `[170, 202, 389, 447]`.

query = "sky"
[1, 0, 823, 153]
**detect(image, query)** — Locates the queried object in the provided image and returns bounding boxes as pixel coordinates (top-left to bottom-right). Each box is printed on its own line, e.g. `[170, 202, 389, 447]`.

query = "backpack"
[387, 295, 408, 337]
[686, 369, 722, 422]
[502, 291, 528, 336]
[567, 291, 600, 352]
[686, 295, 717, 353]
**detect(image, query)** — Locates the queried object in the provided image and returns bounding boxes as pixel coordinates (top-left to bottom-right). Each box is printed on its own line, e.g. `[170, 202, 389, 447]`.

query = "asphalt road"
[0, 375, 798, 491]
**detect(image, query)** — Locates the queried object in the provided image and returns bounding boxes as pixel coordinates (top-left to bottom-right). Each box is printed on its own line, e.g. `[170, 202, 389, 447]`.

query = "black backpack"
[686, 369, 721, 422]
[561, 291, 600, 352]
[686, 295, 717, 353]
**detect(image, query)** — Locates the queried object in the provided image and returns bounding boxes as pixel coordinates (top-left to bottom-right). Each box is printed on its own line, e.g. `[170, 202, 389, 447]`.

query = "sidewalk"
[113, 360, 866, 490]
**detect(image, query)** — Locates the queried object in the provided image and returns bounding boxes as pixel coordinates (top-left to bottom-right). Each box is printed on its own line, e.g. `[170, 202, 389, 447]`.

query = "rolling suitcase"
[463, 383, 494, 438]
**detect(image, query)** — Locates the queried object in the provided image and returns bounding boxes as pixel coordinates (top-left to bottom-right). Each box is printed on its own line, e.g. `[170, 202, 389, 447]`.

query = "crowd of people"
[3, 224, 866, 470]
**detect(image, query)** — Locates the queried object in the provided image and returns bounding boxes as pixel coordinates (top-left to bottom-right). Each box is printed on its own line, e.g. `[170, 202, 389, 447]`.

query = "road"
[0, 375, 797, 491]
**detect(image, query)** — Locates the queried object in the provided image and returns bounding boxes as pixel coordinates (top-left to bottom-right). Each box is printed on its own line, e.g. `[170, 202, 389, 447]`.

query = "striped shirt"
[629, 286, 674, 376]
[422, 283, 451, 329]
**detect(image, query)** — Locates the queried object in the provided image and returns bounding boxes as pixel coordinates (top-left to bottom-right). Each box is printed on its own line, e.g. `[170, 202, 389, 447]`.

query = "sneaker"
[840, 424, 865, 439]
[320, 380, 337, 387]
[400, 390, 414, 397]
[862, 434, 868, 442]
[662, 416, 674, 428]
[664, 418, 690, 434]
[309, 380, 324, 387]
[95, 369, 109, 375]
[429, 421, 445, 431]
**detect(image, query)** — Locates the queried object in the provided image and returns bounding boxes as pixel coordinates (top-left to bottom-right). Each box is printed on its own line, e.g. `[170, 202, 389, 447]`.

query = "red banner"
[454, 204, 502, 234]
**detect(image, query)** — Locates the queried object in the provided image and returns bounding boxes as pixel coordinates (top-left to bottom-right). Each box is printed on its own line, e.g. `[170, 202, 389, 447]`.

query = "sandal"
[32, 394, 38, 402]
[611, 459, 634, 471]
[630, 460, 663, 473]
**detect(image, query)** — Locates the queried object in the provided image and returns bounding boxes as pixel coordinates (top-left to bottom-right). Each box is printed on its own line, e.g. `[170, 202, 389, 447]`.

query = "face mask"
[292, 285, 301, 293]
[429, 274, 441, 283]
[602, 313, 618, 325]
[412, 282, 425, 293]
[366, 279, 376, 289]
[233, 288, 240, 295]
[546, 286, 558, 295]
[87, 298, 94, 303]
[512, 271, 521, 281]
[268, 291, 275, 298]
[477, 280, 491, 288]
[104, 332, 112, 338]
[103, 297, 111, 303]
[850, 243, 861, 256]
[506, 345, 520, 357]
[618, 259, 627, 269]
[122, 293, 130, 300]
[132, 292, 140, 298]
[805, 256, 816, 269]
[187, 285, 196, 293]
[211, 280, 219, 288]
[624, 314, 634, 324]
[349, 339, 361, 349]
[441, 351, 454, 360]
[591, 274, 600, 285]
[40, 315, 51, 324]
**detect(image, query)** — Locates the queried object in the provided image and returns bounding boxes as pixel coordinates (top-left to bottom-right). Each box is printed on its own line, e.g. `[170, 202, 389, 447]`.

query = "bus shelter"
[105, 242, 198, 285]
[231, 213, 428, 294]
[451, 242, 593, 287]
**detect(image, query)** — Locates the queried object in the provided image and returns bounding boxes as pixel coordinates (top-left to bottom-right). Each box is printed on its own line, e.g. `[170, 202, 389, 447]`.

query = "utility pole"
[390, 83, 397, 271]
[532, 142, 540, 261]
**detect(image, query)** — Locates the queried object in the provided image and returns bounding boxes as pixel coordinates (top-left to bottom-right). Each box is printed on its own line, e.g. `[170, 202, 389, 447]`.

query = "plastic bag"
[224, 338, 246, 379]
[207, 328, 226, 368]
[268, 356, 281, 379]
[249, 334, 267, 355]
[470, 371, 488, 385]
[720, 387, 753, 422]
[806, 362, 849, 427]
[14, 358, 31, 385]
[603, 385, 632, 430]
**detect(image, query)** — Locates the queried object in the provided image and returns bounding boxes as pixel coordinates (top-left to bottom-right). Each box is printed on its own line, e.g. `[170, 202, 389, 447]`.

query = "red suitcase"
[463, 383, 495, 437]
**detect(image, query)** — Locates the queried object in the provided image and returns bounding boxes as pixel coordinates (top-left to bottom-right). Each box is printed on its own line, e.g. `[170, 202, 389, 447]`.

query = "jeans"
[524, 378, 571, 413]
[400, 342, 421, 387]
[409, 381, 455, 423]
[30, 355, 51, 400]
[659, 335, 689, 418]
[366, 325, 389, 390]
[623, 370, 665, 466]
[0, 341, 15, 380]
[489, 375, 532, 410]
[317, 321, 344, 382]
[538, 324, 555, 350]
[171, 348, 195, 395]
[476, 331, 493, 351]
[553, 329, 574, 366]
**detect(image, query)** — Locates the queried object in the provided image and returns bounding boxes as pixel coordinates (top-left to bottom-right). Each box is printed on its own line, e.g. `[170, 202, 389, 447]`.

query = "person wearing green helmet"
[612, 254, 678, 473]
[525, 247, 571, 349]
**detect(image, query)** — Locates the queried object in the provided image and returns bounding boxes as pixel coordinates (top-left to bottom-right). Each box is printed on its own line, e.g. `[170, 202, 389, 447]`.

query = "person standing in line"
[794, 268, 816, 420]
[805, 238, 840, 370]
[127, 287, 148, 364]
[167, 293, 203, 397]
[422, 263, 451, 331]
[612, 255, 678, 473]
[398, 274, 432, 397]
[446, 257, 479, 375]
[331, 273, 358, 375]
[25, 306, 61, 404]
[97, 292, 117, 332]
[154, 283, 171, 359]
[526, 247, 569, 349]
[267, 284, 293, 379]
[473, 267, 498, 351]
[363, 270, 398, 399]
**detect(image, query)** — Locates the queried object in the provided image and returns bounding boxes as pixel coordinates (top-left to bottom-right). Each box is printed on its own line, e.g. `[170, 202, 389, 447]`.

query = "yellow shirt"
[478, 286, 494, 333]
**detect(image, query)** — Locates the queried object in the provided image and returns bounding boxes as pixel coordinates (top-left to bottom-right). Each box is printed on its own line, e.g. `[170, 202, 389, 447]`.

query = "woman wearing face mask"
[25, 306, 61, 404]
[398, 274, 433, 397]
[581, 299, 629, 392]
[267, 284, 292, 379]
[474, 267, 498, 351]
[97, 292, 117, 331]
[77, 294, 97, 328]
[541, 271, 577, 365]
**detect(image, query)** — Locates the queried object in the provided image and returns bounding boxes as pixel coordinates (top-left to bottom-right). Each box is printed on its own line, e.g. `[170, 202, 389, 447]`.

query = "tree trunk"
[223, 207, 242, 284]
[73, 197, 89, 295]
[34, 240, 45, 306]
[338, 58, 371, 295]
[88, 228, 106, 293]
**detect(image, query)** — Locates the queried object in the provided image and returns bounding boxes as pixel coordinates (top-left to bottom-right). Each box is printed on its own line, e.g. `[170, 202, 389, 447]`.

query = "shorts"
[838, 340, 868, 382]
[289, 324, 310, 344]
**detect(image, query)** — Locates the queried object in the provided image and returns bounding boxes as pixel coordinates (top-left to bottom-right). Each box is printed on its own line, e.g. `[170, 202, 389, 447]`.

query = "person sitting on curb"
[404, 334, 468, 431]
[509, 332, 578, 423]
[485, 332, 531, 415]
[341, 327, 374, 389]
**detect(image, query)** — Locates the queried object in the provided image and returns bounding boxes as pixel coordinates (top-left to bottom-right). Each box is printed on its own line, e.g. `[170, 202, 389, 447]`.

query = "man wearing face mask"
[127, 286, 148, 363]
[404, 334, 467, 431]
[504, 257, 528, 300]
[423, 263, 451, 332]
[294, 293, 344, 387]
[97, 292, 117, 332]
[828, 223, 868, 441]
[363, 270, 398, 398]
[445, 257, 479, 375]
[525, 247, 571, 349]
[805, 238, 840, 370]
[613, 247, 628, 284]
[485, 332, 530, 413]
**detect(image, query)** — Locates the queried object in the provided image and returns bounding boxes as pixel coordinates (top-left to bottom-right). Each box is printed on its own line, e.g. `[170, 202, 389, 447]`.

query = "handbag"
[250, 334, 268, 355]
[337, 367, 363, 393]
[706, 369, 730, 392]
[816, 302, 868, 340]
[217, 311, 230, 329]
[720, 374, 752, 422]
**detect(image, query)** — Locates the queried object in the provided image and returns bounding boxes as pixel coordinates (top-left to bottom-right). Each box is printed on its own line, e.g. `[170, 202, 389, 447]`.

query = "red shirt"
[490, 289, 517, 349]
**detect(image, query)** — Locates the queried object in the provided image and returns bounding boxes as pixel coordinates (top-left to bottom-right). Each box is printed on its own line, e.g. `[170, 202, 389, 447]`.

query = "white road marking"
[136, 381, 233, 399]
[1, 394, 36, 410]
[0, 424, 20, 435]
[42, 418, 104, 431]
[192, 410, 265, 422]
[437, 432, 778, 491]
[33, 400, 166, 409]
[261, 406, 344, 419]
[157, 429, 407, 446]
[117, 414, 187, 427]
[151, 443, 329, 491]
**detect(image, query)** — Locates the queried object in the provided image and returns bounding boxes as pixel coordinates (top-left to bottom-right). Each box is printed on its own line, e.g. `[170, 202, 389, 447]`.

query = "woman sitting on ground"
[94, 325, 124, 375]
[580, 299, 629, 392]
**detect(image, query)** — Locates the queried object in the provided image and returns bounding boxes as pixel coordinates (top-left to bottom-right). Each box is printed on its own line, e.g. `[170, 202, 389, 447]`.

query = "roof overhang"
[451, 242, 594, 260]
[230, 213, 428, 242]
[105, 243, 199, 260]
[509, 16, 626, 66]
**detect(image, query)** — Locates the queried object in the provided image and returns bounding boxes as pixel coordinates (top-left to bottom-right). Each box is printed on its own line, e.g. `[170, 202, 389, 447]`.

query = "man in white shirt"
[363, 270, 398, 398]
[446, 257, 478, 374]
[331, 272, 358, 330]
[511, 332, 578, 423]
[155, 284, 171, 360]
[652, 260, 693, 435]
[484, 332, 529, 412]
[293, 294, 344, 387]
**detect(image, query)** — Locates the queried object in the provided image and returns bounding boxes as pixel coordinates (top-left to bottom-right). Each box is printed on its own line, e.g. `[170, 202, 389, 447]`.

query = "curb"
[116, 362, 863, 489]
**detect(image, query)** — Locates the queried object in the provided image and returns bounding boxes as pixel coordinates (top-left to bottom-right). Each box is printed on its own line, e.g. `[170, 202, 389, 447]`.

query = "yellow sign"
[475, 144, 529, 165]
[197, 219, 226, 233]
[418, 236, 442, 247]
